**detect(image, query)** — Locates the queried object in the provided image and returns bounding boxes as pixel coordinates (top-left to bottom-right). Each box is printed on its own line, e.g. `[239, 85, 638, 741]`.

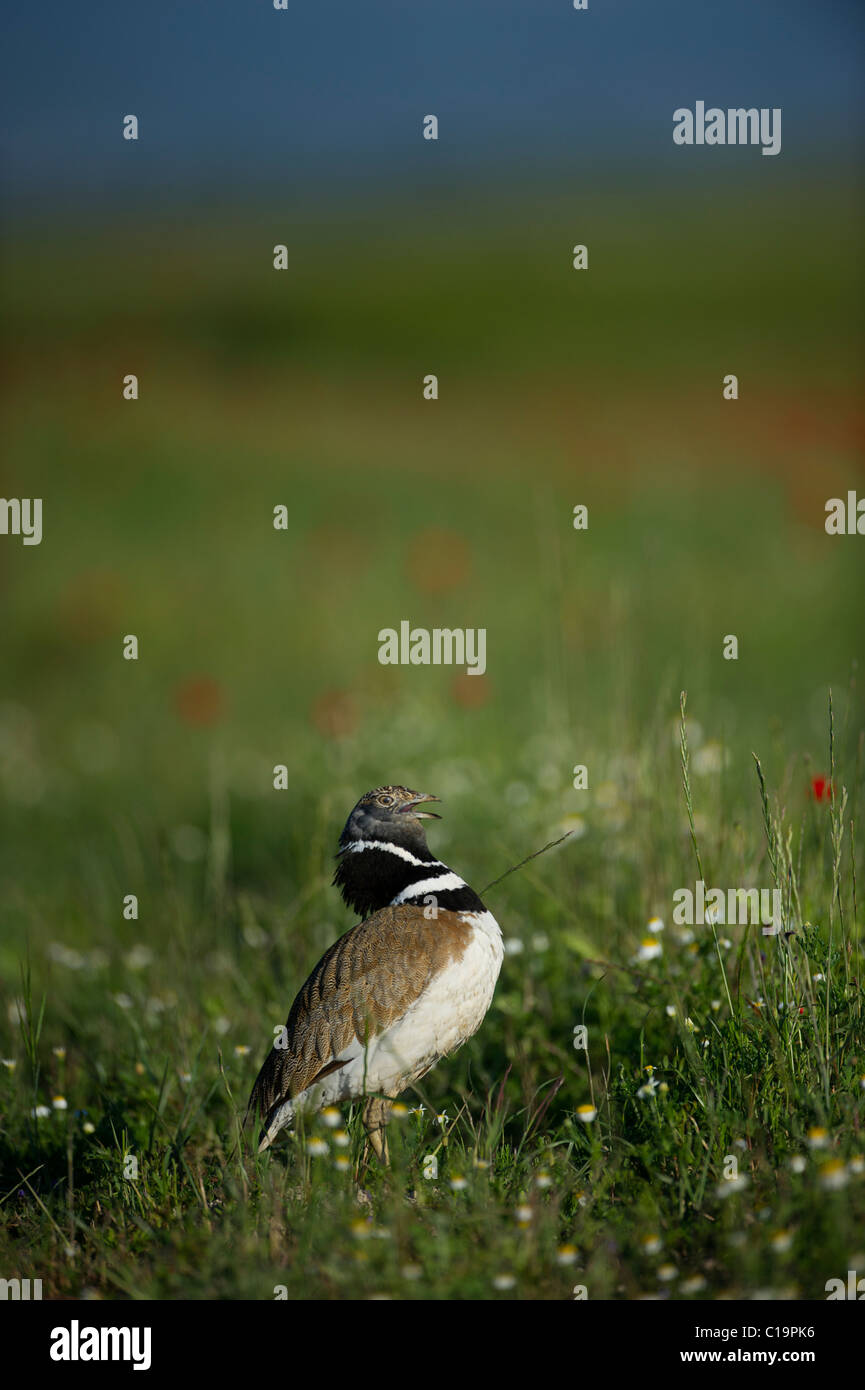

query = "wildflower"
[333, 1155, 350, 1172]
[112, 993, 133, 1010]
[124, 946, 153, 970]
[819, 1160, 848, 1192]
[634, 937, 662, 963]
[557, 814, 586, 839]
[52, 1046, 66, 1060]
[1, 1058, 16, 1070]
[684, 1017, 697, 1033]
[806, 1127, 828, 1150]
[493, 1274, 516, 1290]
[789, 1155, 807, 1174]
[694, 741, 728, 775]
[306, 1138, 329, 1157]
[48, 944, 85, 970]
[658, 1082, 669, 1096]
[637, 1078, 659, 1100]
[401, 1264, 423, 1281]
[450, 1175, 468, 1192]
[515, 1205, 533, 1225]
[435, 1111, 449, 1128]
[675, 928, 695, 945]
[213, 1017, 230, 1036]
[680, 1275, 707, 1293]
[52, 1095, 68, 1111]
[556, 1245, 578, 1265]
[351, 1220, 371, 1240]
[504, 938, 524, 956]
[531, 933, 550, 952]
[647, 917, 665, 934]
[848, 1156, 864, 1176]
[408, 1105, 425, 1118]
[391, 1103, 410, 1119]
[333, 1130, 350, 1149]
[576, 1104, 597, 1123]
[640, 1234, 662, 1255]
[717, 1175, 749, 1197]
[82, 1121, 95, 1134]
[665, 1005, 676, 1018]
[134, 1062, 145, 1075]
[770, 1230, 793, 1253]
[31, 1105, 52, 1119]
[710, 999, 721, 1012]
[810, 776, 833, 802]
[178, 1071, 192, 1084]
[233, 1044, 250, 1058]
[473, 1156, 490, 1170]
[320, 1107, 341, 1128]
[535, 1171, 553, 1189]
[657, 1264, 678, 1282]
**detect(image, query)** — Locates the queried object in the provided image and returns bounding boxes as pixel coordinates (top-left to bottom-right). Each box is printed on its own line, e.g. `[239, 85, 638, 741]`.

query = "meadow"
[1, 179, 863, 1299]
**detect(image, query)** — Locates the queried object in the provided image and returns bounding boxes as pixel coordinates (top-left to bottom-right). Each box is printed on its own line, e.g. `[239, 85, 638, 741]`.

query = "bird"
[246, 784, 504, 1162]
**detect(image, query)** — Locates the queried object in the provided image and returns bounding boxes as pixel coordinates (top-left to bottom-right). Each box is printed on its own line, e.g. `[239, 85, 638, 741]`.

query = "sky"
[2, 1, 863, 215]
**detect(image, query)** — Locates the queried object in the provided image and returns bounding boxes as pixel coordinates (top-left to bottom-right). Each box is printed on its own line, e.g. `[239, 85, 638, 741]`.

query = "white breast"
[294, 909, 504, 1112]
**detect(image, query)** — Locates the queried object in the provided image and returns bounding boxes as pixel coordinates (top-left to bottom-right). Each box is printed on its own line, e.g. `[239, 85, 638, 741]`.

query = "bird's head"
[338, 784, 441, 852]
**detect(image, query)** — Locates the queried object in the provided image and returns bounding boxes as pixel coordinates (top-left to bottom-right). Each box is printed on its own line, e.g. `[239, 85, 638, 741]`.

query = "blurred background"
[1, 0, 863, 933]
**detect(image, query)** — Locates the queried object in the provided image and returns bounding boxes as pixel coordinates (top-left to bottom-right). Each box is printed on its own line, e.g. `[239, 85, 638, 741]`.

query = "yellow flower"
[577, 1104, 597, 1123]
[635, 937, 662, 963]
[819, 1160, 848, 1191]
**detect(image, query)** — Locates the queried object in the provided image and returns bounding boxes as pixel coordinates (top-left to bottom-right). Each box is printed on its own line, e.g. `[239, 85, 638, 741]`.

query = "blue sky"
[2, 1, 862, 210]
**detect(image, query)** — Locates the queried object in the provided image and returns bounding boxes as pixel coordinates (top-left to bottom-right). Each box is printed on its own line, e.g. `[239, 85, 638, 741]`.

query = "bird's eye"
[378, 794, 395, 806]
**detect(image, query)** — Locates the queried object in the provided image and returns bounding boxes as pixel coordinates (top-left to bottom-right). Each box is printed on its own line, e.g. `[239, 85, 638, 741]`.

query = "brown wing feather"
[246, 904, 471, 1125]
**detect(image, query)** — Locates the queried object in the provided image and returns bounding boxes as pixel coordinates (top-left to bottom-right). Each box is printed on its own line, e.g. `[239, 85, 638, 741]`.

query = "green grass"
[0, 184, 863, 1299]
[0, 686, 862, 1300]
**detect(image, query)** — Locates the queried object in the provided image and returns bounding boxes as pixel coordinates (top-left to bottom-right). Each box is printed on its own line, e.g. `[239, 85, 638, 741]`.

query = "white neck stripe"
[391, 872, 467, 905]
[340, 839, 444, 869]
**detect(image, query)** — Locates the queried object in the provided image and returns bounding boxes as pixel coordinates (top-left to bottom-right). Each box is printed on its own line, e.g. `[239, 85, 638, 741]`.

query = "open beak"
[401, 791, 441, 820]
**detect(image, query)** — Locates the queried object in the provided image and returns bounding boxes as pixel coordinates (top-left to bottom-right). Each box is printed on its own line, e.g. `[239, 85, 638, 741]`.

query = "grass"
[0, 184, 863, 1300]
[0, 686, 862, 1300]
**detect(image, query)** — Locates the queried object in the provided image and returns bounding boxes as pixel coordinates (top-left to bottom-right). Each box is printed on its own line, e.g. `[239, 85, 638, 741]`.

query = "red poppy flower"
[811, 776, 833, 802]
[175, 677, 224, 727]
